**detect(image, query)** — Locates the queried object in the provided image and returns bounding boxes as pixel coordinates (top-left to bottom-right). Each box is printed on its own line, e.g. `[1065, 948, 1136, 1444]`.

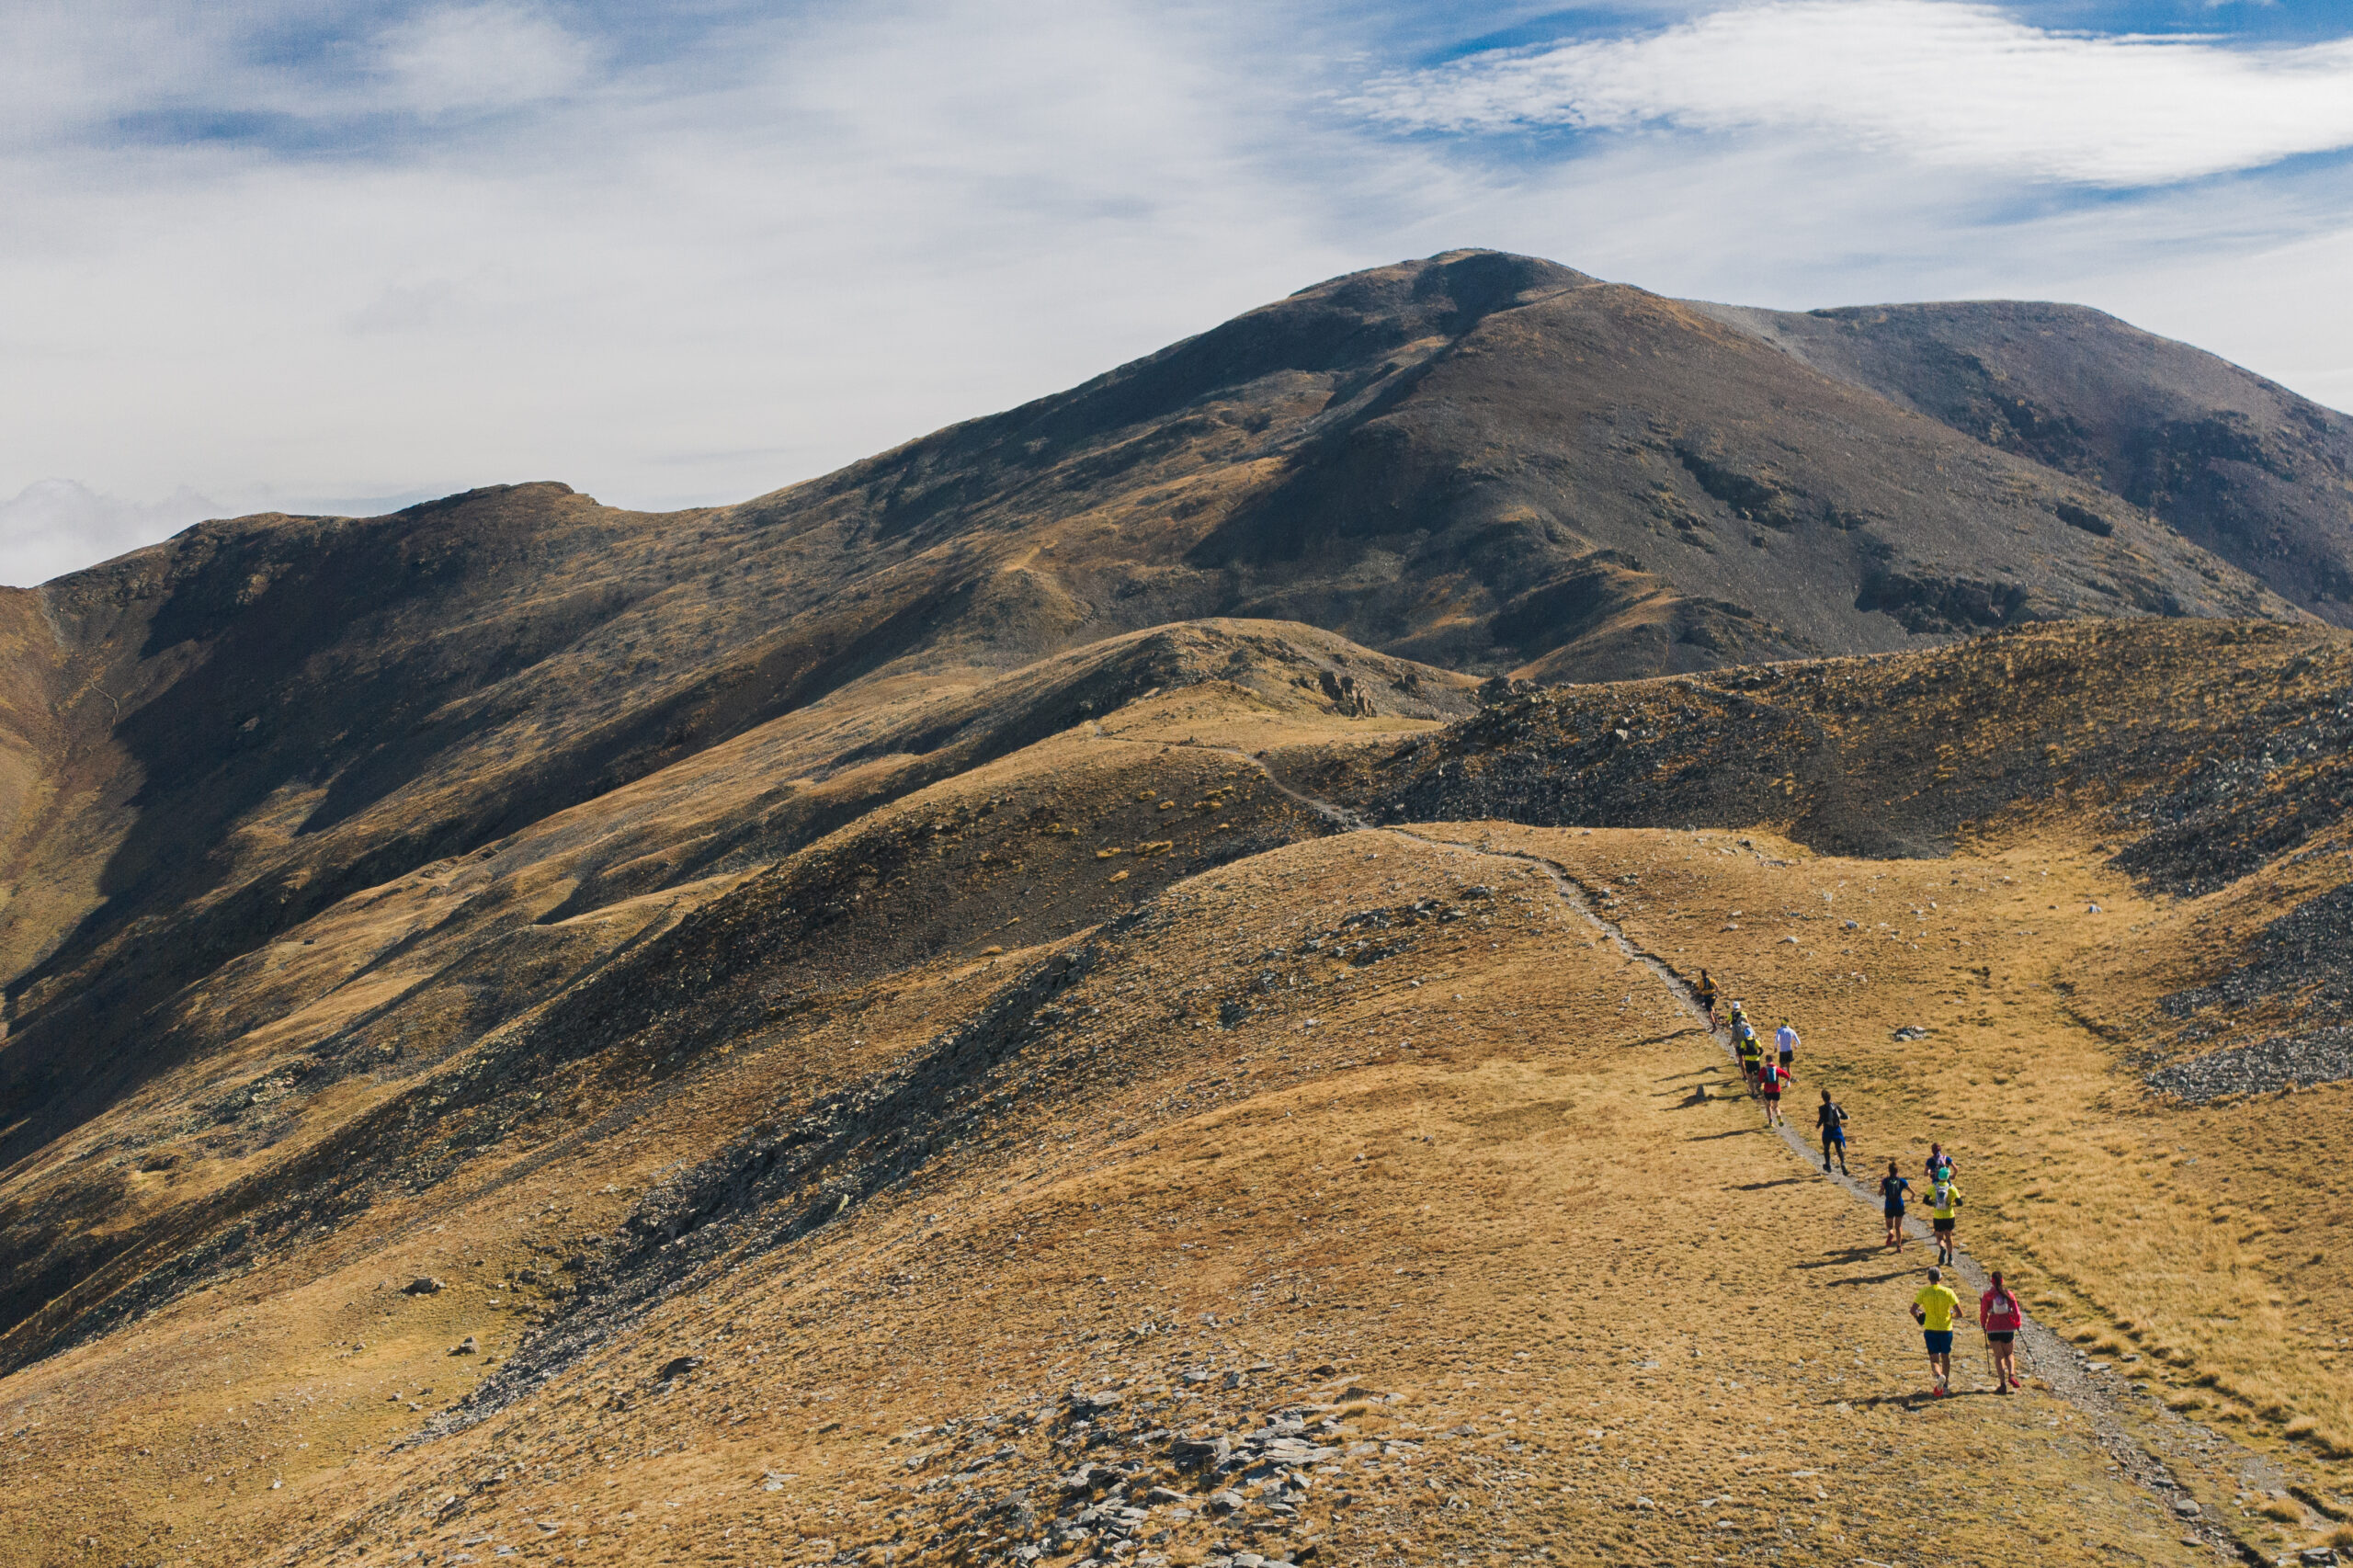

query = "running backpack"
[1984, 1291, 2021, 1332]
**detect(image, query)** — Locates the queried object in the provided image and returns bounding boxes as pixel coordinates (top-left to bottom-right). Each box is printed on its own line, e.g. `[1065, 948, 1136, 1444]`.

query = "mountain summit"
[3, 252, 2351, 1568]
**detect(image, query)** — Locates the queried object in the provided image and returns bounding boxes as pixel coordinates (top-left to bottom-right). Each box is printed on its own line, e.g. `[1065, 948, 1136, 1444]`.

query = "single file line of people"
[1702, 990, 2029, 1394]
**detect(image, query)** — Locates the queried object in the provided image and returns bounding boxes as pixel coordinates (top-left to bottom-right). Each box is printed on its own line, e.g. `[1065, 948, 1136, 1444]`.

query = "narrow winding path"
[1167, 733, 2263, 1564]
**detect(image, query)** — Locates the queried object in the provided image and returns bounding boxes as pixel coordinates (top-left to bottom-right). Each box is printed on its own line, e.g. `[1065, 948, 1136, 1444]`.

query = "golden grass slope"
[9, 643, 2352, 1567]
[0, 824, 2226, 1568]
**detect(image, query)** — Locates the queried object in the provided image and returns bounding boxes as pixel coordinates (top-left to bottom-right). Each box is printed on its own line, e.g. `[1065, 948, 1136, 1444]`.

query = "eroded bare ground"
[4, 619, 2353, 1568]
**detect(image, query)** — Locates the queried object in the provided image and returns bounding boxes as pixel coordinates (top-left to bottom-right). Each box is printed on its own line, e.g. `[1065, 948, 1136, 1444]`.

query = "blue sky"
[4, 1, 2352, 584]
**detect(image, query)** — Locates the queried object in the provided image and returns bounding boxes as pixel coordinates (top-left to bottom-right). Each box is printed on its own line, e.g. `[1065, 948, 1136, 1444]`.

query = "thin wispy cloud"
[376, 3, 600, 119]
[1358, 0, 2353, 186]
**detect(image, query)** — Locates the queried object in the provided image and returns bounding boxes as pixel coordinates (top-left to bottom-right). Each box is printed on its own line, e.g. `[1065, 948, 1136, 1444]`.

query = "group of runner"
[1694, 968, 2029, 1398]
[1695, 971, 1802, 1130]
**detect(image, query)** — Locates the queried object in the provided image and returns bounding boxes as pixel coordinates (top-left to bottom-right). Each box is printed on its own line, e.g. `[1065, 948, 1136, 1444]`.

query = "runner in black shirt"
[1880, 1161, 1912, 1250]
[1815, 1088, 1849, 1175]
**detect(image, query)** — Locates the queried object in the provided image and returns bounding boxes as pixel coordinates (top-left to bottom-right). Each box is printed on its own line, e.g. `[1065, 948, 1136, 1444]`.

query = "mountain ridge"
[4, 250, 2353, 1568]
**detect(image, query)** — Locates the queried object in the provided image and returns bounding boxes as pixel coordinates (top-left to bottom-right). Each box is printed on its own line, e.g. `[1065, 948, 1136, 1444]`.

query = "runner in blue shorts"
[1815, 1088, 1848, 1175]
[1911, 1267, 1967, 1396]
[1879, 1160, 1911, 1250]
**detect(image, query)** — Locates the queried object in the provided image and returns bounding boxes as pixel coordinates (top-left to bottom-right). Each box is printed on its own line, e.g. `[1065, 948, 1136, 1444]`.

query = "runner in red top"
[1979, 1269, 2027, 1393]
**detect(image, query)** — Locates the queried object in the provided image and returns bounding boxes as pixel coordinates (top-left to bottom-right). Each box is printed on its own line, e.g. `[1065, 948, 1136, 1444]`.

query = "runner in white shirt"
[1775, 1020, 1799, 1074]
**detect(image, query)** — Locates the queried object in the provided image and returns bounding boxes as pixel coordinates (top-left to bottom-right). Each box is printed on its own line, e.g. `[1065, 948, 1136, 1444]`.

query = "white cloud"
[0, 1, 1407, 552]
[0, 480, 216, 587]
[1358, 0, 2353, 186]
[3, 0, 2353, 588]
[376, 3, 597, 118]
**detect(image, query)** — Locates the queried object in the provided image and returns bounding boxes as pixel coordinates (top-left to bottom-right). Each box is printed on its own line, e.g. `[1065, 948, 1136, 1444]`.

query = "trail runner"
[1980, 1270, 2026, 1393]
[1814, 1087, 1849, 1174]
[1880, 1161, 1911, 1249]
[1912, 1267, 1970, 1397]
[1928, 1177, 1963, 1267]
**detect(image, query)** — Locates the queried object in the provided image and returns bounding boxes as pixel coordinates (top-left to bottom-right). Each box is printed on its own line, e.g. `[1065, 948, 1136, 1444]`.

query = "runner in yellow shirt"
[1910, 1267, 1970, 1397]
[1928, 1179, 1964, 1267]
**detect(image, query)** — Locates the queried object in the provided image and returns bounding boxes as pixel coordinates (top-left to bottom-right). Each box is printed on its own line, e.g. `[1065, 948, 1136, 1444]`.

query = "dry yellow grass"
[0, 806, 2251, 1567]
[1427, 820, 2353, 1514]
[6, 654, 2351, 1565]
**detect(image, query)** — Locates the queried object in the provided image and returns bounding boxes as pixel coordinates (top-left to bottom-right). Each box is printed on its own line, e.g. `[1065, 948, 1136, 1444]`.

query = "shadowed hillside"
[4, 253, 2353, 1568]
[1695, 297, 2353, 623]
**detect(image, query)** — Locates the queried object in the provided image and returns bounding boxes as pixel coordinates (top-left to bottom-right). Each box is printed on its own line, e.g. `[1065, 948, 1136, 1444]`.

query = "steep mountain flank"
[1695, 297, 2353, 622]
[6, 252, 2353, 1568]
[11, 253, 2328, 1180]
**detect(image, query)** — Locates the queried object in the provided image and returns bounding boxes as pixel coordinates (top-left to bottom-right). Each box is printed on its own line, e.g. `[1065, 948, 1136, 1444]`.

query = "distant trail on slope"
[1111, 731, 2270, 1565]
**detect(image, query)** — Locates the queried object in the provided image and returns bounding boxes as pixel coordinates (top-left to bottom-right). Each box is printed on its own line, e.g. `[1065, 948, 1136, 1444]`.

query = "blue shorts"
[1924, 1330, 1954, 1355]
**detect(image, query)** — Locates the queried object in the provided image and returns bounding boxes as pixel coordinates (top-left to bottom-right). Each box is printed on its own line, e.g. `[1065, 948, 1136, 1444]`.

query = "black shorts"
[1932, 1217, 1955, 1233]
[1779, 1050, 1793, 1066]
[1986, 1331, 2015, 1345]
[1884, 1206, 1904, 1220]
[1764, 1089, 1781, 1102]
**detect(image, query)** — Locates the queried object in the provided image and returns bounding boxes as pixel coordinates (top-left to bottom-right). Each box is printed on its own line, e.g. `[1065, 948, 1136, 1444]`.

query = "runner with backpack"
[1928, 1176, 1964, 1267]
[1980, 1269, 2027, 1393]
[1814, 1088, 1849, 1174]
[1733, 1017, 1764, 1096]
[1757, 1052, 1790, 1125]
[1880, 1161, 1912, 1249]
[1695, 969, 1720, 1028]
